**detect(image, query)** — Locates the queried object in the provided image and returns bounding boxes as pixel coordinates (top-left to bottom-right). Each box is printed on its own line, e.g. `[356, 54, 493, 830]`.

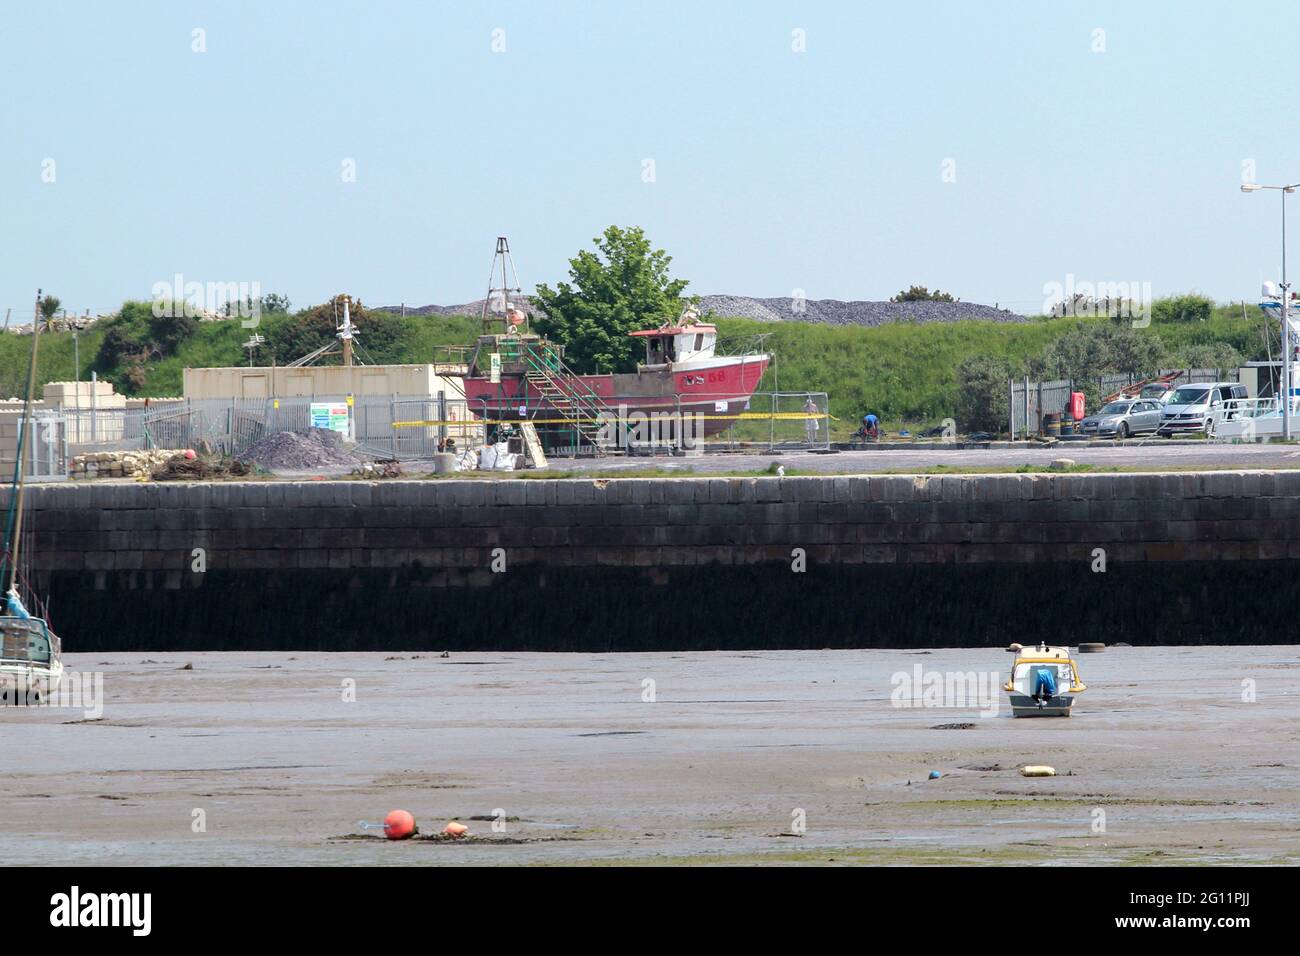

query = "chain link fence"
[24, 388, 830, 475]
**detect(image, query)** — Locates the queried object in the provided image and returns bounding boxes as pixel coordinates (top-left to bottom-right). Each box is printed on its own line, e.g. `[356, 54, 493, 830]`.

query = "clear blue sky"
[2, 0, 1297, 320]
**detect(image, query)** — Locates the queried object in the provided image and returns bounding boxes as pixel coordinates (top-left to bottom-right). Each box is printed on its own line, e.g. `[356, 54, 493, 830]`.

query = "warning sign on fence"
[310, 402, 350, 435]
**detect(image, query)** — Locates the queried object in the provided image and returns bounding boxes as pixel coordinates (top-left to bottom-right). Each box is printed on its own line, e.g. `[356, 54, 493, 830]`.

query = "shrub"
[1152, 294, 1213, 325]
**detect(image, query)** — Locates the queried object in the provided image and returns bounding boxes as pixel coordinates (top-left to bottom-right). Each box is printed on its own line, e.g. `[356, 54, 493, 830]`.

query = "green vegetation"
[0, 302, 479, 399]
[533, 225, 690, 373]
[891, 285, 957, 303]
[2, 289, 1272, 441]
[721, 303, 1270, 435]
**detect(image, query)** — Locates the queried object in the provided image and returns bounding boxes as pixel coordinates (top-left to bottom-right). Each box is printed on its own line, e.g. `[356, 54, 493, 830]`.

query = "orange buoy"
[383, 809, 417, 840]
[442, 821, 469, 838]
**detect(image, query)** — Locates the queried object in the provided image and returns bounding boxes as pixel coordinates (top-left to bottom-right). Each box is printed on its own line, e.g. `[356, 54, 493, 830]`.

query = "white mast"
[338, 296, 355, 367]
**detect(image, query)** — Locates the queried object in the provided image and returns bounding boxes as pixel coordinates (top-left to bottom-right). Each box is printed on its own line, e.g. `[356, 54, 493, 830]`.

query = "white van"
[1157, 382, 1247, 437]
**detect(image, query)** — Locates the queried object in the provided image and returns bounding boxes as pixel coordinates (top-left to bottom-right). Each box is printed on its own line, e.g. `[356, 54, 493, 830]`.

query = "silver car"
[1077, 399, 1162, 438]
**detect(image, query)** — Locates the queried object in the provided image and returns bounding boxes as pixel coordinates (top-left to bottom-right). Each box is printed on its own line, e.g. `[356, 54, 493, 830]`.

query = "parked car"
[1078, 399, 1163, 438]
[1157, 382, 1248, 437]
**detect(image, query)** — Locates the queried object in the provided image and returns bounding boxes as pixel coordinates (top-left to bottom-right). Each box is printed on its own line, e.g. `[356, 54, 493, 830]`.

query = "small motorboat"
[0, 613, 63, 701]
[0, 287, 65, 703]
[1003, 643, 1086, 717]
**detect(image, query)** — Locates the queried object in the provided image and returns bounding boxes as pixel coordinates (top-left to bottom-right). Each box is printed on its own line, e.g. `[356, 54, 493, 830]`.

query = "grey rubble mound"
[692, 295, 1026, 325]
[383, 295, 1025, 326]
[237, 428, 365, 471]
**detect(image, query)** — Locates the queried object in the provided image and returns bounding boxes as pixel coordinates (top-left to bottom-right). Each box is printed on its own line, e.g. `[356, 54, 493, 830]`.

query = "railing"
[1217, 397, 1280, 420]
[518, 342, 620, 452]
[37, 389, 830, 473]
[53, 395, 485, 467]
[1210, 397, 1284, 441]
[462, 390, 830, 456]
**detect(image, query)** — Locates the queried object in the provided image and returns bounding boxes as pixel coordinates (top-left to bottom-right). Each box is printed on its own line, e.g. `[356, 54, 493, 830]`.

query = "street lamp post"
[1242, 181, 1300, 439]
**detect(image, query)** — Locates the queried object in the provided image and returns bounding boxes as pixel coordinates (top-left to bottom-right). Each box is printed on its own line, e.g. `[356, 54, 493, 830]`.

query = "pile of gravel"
[237, 428, 364, 471]
[378, 297, 542, 318]
[693, 295, 1026, 325]
[382, 295, 1025, 326]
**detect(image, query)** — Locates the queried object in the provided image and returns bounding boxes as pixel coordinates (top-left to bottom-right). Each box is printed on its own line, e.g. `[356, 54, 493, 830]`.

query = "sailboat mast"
[9, 288, 42, 593]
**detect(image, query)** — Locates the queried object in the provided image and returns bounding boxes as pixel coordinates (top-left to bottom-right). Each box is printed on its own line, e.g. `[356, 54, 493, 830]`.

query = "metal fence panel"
[48, 389, 831, 465]
[1009, 379, 1072, 437]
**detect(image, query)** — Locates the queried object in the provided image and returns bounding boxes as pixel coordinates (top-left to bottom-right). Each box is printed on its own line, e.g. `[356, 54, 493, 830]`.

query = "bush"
[955, 354, 1012, 433]
[1152, 294, 1213, 325]
[1172, 341, 1243, 371]
[891, 285, 957, 303]
[94, 301, 199, 388]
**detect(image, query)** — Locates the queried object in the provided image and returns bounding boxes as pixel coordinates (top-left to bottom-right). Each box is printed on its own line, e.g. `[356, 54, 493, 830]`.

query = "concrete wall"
[10, 472, 1298, 650]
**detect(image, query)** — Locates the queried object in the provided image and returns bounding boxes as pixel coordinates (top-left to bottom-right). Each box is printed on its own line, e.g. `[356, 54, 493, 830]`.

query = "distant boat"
[0, 289, 64, 701]
[1002, 644, 1086, 717]
[1213, 282, 1299, 440]
[456, 238, 770, 450]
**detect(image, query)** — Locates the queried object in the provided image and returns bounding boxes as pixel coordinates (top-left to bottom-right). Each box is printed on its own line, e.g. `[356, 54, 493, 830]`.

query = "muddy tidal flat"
[1, 648, 1296, 865]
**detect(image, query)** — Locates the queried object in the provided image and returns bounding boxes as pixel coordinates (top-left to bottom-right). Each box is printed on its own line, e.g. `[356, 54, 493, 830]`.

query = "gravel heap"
[237, 428, 364, 471]
[379, 297, 542, 318]
[383, 295, 1024, 326]
[693, 295, 1026, 325]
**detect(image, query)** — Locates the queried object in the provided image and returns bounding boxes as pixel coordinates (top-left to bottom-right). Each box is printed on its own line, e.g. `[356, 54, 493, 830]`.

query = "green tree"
[955, 354, 1012, 432]
[260, 292, 292, 314]
[1172, 341, 1242, 372]
[533, 225, 690, 372]
[1036, 323, 1166, 381]
[39, 295, 61, 331]
[890, 285, 957, 303]
[265, 296, 405, 364]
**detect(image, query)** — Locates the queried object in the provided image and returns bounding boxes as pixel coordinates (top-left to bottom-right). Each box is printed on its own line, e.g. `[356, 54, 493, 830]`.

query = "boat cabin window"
[645, 336, 675, 365]
[674, 331, 715, 361]
[1, 624, 50, 664]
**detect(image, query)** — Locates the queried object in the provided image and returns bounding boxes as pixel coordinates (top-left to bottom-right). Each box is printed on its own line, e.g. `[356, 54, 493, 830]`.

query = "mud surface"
[1, 648, 1295, 865]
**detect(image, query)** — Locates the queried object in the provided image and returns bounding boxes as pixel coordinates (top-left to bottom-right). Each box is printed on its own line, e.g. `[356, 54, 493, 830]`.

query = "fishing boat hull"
[0, 661, 64, 703]
[461, 355, 771, 437]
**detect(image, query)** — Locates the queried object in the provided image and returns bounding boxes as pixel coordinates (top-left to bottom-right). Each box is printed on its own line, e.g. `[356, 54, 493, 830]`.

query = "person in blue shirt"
[859, 413, 879, 441]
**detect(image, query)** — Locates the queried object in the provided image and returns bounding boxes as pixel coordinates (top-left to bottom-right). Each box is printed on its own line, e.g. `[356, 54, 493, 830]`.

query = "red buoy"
[383, 809, 417, 840]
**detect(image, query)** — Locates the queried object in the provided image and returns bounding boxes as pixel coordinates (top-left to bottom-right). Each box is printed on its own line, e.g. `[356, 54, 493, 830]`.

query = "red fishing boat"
[457, 239, 770, 449]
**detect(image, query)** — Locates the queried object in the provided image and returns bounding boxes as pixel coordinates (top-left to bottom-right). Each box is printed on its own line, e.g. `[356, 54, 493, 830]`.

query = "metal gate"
[1009, 379, 1072, 438]
[26, 415, 68, 481]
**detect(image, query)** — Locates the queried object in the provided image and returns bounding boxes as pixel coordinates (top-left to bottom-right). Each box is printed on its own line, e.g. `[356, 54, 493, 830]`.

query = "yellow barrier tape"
[393, 411, 831, 428]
